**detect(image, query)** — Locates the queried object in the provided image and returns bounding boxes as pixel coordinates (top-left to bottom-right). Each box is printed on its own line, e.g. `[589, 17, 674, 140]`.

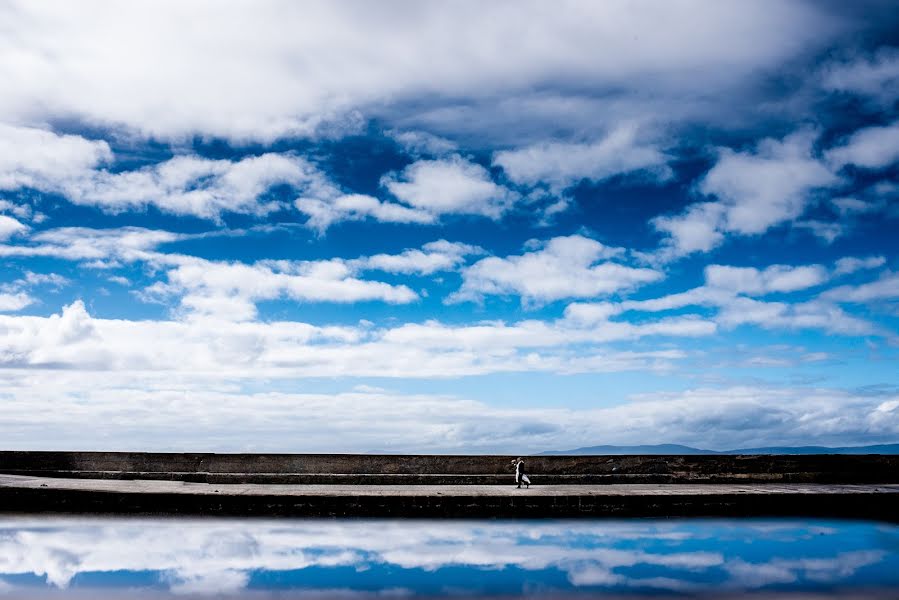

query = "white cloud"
[493, 124, 671, 190]
[64, 153, 333, 220]
[0, 215, 27, 241]
[0, 298, 710, 381]
[381, 156, 517, 219]
[714, 297, 876, 336]
[152, 256, 419, 321]
[0, 2, 845, 141]
[0, 374, 895, 453]
[0, 123, 111, 191]
[0, 292, 32, 312]
[0, 122, 347, 221]
[700, 130, 839, 235]
[821, 47, 899, 105]
[826, 121, 899, 170]
[833, 256, 886, 276]
[450, 235, 661, 305]
[389, 130, 457, 157]
[653, 130, 840, 259]
[0, 226, 183, 262]
[823, 271, 899, 303]
[831, 196, 878, 215]
[296, 193, 434, 232]
[0, 199, 34, 221]
[350, 240, 483, 275]
[651, 202, 726, 257]
[602, 260, 885, 337]
[704, 264, 828, 295]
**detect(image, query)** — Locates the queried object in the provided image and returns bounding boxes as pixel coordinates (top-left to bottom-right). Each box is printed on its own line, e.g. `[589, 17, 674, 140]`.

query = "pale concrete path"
[1, 474, 897, 497]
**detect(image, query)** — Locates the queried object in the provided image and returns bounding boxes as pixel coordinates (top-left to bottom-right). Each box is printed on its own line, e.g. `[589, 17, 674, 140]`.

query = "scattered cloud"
[0, 292, 32, 312]
[0, 298, 712, 381]
[148, 256, 420, 321]
[381, 155, 518, 220]
[826, 121, 899, 171]
[389, 130, 457, 157]
[493, 124, 671, 191]
[450, 235, 661, 305]
[66, 153, 328, 219]
[0, 215, 27, 241]
[823, 271, 899, 303]
[350, 240, 483, 275]
[653, 130, 840, 260]
[0, 226, 183, 263]
[820, 47, 899, 106]
[296, 193, 435, 231]
[704, 264, 828, 295]
[834, 256, 887, 276]
[0, 123, 111, 191]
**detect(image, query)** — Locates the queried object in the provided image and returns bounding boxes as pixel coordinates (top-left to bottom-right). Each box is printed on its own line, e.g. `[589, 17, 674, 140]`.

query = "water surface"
[0, 518, 896, 598]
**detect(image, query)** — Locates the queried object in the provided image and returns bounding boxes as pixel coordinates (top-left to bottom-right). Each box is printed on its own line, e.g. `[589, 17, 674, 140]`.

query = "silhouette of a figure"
[512, 458, 531, 488]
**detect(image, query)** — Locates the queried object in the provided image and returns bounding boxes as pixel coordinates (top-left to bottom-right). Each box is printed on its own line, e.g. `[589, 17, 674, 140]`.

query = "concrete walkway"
[1, 474, 897, 520]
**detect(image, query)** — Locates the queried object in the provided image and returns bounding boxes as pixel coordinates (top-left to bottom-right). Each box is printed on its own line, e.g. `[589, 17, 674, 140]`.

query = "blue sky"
[0, 0, 897, 452]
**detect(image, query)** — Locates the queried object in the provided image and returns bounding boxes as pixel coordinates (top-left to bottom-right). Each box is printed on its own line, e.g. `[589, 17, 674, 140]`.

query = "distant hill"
[540, 443, 899, 455]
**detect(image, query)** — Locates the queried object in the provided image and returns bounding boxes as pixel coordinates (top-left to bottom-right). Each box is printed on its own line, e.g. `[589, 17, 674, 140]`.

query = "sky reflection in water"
[0, 518, 897, 598]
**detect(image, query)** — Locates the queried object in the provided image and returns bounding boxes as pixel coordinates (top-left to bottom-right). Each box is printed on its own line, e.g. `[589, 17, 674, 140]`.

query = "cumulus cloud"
[451, 235, 661, 305]
[714, 297, 876, 336]
[298, 156, 520, 231]
[493, 124, 671, 191]
[66, 153, 334, 219]
[653, 130, 840, 260]
[148, 256, 419, 321]
[598, 259, 886, 337]
[0, 1, 848, 141]
[826, 121, 899, 171]
[0, 121, 353, 221]
[834, 256, 887, 276]
[381, 156, 517, 219]
[350, 240, 483, 275]
[0, 292, 33, 312]
[698, 130, 839, 235]
[704, 264, 828, 295]
[823, 271, 899, 303]
[0, 298, 712, 381]
[296, 193, 435, 231]
[0, 226, 183, 263]
[0, 123, 112, 191]
[820, 47, 899, 105]
[389, 129, 457, 157]
[651, 202, 726, 257]
[0, 215, 27, 241]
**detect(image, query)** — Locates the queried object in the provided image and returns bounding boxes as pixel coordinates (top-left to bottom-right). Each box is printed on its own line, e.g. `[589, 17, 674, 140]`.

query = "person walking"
[512, 458, 531, 489]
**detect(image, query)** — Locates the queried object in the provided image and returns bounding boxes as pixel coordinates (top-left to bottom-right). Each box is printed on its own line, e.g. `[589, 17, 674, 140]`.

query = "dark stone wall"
[1, 451, 897, 484]
[1, 485, 897, 521]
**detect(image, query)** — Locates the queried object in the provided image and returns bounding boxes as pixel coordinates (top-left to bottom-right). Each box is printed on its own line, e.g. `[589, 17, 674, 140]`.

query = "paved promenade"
[1, 474, 896, 520]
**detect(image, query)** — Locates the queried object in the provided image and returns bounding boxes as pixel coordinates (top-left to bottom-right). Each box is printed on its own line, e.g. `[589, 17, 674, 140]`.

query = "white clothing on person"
[514, 459, 531, 488]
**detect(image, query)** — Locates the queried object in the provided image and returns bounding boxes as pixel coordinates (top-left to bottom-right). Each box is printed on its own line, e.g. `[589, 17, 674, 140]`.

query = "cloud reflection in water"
[0, 519, 896, 597]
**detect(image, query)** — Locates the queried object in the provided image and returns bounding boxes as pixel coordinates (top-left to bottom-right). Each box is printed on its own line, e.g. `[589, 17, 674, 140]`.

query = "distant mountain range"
[540, 443, 899, 455]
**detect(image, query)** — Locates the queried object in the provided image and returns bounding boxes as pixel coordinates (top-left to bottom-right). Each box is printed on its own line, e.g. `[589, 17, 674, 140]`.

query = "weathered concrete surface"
[1, 451, 898, 484]
[1, 474, 897, 520]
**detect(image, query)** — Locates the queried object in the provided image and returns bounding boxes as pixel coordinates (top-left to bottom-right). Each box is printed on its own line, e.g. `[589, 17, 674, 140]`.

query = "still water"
[0, 518, 896, 598]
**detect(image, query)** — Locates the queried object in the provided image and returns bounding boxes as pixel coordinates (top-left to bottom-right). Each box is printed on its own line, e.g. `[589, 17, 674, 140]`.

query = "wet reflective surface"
[0, 518, 896, 598]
